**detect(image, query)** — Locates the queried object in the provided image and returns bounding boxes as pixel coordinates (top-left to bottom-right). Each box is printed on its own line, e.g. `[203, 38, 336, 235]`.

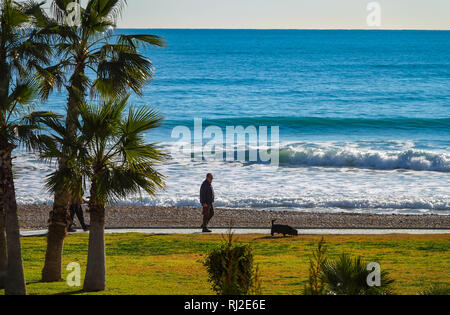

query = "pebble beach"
[18, 205, 450, 231]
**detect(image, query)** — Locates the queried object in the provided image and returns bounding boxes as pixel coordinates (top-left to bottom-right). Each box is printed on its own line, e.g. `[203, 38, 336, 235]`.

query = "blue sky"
[117, 0, 450, 29]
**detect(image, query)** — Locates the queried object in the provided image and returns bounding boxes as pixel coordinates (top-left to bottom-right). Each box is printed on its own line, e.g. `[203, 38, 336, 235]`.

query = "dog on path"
[271, 220, 298, 237]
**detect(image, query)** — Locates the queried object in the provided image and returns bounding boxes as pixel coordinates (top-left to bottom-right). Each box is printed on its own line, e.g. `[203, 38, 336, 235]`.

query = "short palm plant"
[39, 96, 167, 292]
[81, 97, 167, 291]
[321, 253, 395, 295]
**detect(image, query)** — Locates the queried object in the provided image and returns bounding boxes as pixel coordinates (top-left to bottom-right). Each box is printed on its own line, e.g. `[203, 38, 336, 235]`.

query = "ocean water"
[16, 30, 450, 214]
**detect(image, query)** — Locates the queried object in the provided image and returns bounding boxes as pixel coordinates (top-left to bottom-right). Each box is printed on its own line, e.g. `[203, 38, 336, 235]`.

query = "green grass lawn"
[1, 233, 449, 295]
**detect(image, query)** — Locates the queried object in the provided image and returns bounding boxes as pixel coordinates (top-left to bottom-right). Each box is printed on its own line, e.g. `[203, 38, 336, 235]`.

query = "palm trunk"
[0, 186, 7, 290]
[0, 23, 10, 292]
[83, 198, 106, 292]
[41, 62, 86, 282]
[41, 189, 70, 282]
[1, 145, 26, 295]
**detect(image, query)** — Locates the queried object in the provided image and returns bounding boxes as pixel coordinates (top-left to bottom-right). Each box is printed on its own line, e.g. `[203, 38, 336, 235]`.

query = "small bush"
[303, 237, 328, 295]
[203, 232, 261, 295]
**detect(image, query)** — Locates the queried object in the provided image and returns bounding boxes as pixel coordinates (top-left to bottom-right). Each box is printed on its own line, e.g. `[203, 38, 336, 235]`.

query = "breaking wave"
[278, 146, 449, 172]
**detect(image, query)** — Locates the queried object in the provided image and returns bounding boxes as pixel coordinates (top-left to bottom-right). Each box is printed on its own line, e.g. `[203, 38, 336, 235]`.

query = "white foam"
[12, 141, 450, 215]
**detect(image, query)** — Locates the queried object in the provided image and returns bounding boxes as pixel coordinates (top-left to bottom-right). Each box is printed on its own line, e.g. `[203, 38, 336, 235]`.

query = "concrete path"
[21, 228, 450, 237]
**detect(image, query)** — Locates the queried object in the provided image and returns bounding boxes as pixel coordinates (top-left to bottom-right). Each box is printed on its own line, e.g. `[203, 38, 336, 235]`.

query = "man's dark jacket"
[200, 180, 215, 205]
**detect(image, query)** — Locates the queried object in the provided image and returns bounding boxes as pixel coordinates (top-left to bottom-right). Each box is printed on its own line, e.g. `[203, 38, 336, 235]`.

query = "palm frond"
[117, 34, 166, 50]
[18, 111, 62, 150]
[79, 97, 167, 204]
[8, 80, 36, 104]
[34, 112, 66, 136]
[21, 0, 50, 28]
[86, 0, 126, 23]
[33, 62, 67, 100]
[93, 50, 153, 98]
[2, 1, 29, 30]
[12, 39, 52, 67]
[79, 96, 126, 142]
[45, 161, 85, 196]
[96, 163, 165, 203]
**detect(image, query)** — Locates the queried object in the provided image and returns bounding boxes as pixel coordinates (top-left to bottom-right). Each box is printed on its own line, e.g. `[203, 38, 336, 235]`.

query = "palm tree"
[41, 0, 166, 282]
[0, 0, 57, 295]
[0, 107, 52, 296]
[39, 96, 167, 291]
[81, 97, 166, 291]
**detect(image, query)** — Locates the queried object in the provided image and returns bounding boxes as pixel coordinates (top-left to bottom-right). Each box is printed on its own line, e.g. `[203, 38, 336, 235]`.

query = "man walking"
[200, 173, 215, 233]
[68, 194, 89, 233]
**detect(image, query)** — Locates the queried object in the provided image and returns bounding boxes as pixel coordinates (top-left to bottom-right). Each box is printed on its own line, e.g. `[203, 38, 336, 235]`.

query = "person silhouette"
[68, 193, 89, 232]
[200, 173, 215, 233]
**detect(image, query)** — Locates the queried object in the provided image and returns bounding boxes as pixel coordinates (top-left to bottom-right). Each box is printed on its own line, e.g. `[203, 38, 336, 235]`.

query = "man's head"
[206, 173, 214, 183]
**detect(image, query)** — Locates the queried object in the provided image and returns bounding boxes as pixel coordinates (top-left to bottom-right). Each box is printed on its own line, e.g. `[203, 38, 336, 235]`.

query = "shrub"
[321, 253, 395, 295]
[303, 237, 328, 295]
[203, 232, 261, 295]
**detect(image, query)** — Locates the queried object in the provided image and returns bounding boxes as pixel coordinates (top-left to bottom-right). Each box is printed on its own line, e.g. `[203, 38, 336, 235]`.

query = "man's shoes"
[202, 228, 212, 233]
[82, 225, 90, 232]
[68, 227, 77, 233]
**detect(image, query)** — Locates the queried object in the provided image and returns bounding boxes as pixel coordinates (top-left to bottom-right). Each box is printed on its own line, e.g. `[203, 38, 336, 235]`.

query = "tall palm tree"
[39, 96, 167, 292]
[41, 0, 166, 282]
[0, 0, 56, 295]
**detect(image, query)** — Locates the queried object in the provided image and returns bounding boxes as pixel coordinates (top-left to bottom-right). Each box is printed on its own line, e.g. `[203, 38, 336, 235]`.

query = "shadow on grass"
[26, 279, 86, 295]
[253, 235, 298, 240]
[26, 280, 45, 285]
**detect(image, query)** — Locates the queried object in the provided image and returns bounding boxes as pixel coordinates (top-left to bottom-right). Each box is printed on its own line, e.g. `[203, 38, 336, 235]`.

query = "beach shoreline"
[18, 205, 450, 231]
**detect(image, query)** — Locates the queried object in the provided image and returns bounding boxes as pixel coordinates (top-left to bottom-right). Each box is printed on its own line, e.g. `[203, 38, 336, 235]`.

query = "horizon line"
[116, 27, 450, 31]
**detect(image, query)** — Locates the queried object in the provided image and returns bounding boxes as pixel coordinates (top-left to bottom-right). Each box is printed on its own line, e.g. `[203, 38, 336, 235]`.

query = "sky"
[117, 0, 450, 30]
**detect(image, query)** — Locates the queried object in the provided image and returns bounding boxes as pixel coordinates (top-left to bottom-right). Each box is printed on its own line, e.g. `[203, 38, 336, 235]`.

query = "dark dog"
[271, 220, 298, 237]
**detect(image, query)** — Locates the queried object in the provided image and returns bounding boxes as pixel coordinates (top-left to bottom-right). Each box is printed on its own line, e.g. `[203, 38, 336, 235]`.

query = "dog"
[271, 220, 298, 237]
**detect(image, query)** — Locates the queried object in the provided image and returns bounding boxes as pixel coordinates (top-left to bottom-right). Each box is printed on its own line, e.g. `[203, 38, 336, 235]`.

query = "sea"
[15, 30, 450, 215]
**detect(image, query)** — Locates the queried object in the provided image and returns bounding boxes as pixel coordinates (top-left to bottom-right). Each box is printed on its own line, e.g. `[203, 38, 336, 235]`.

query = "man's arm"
[200, 182, 207, 205]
